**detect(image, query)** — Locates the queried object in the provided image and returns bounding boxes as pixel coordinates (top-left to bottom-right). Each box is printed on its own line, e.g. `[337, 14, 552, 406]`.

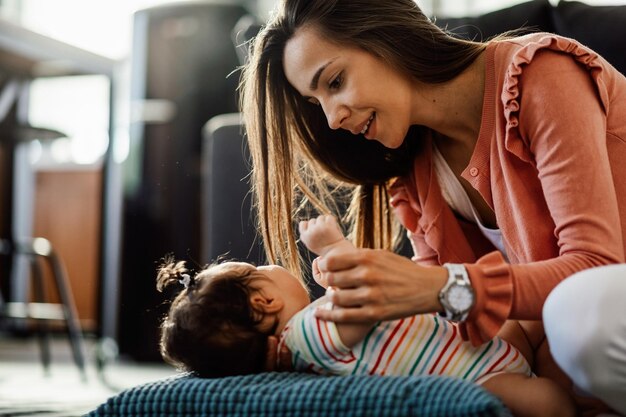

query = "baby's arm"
[299, 215, 354, 256]
[299, 215, 372, 348]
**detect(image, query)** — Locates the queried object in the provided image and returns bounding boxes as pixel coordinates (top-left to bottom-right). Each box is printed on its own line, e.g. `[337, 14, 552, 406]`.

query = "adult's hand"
[314, 248, 447, 323]
[311, 257, 327, 288]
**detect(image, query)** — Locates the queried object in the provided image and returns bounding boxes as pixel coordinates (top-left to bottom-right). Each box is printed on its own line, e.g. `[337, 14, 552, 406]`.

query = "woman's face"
[283, 26, 417, 149]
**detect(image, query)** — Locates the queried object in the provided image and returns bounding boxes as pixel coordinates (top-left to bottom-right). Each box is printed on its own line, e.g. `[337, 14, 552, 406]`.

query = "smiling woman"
[240, 0, 626, 415]
[282, 27, 415, 148]
[241, 0, 490, 277]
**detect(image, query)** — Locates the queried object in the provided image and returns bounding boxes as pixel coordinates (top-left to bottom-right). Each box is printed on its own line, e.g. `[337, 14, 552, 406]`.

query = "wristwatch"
[438, 263, 475, 322]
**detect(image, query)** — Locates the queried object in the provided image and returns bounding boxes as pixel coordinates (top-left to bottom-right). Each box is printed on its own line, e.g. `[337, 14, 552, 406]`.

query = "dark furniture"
[436, 0, 626, 75]
[201, 113, 264, 266]
[109, 1, 250, 362]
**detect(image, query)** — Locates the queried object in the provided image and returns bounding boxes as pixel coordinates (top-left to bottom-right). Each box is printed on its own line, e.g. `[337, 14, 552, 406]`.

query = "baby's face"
[256, 265, 311, 319]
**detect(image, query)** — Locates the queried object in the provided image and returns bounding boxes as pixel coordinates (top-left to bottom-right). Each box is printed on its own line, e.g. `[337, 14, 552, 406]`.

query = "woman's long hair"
[240, 0, 487, 278]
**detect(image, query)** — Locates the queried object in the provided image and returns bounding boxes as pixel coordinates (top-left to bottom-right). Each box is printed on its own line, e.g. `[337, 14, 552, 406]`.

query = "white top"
[432, 145, 508, 259]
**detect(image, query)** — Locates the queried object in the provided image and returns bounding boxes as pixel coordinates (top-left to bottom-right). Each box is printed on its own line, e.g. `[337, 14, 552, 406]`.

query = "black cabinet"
[116, 2, 248, 361]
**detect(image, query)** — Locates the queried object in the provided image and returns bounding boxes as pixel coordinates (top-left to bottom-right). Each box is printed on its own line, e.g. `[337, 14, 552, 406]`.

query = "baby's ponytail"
[156, 256, 195, 293]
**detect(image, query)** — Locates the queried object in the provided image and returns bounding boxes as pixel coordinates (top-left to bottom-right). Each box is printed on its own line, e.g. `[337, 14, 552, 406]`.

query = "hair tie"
[179, 273, 193, 289]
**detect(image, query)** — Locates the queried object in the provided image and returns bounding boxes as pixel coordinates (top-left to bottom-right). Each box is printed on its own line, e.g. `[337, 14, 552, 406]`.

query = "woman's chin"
[375, 136, 404, 149]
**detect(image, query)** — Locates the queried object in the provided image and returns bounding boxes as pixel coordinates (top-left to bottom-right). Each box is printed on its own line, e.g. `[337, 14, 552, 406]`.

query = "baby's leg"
[496, 320, 535, 367]
[480, 373, 576, 417]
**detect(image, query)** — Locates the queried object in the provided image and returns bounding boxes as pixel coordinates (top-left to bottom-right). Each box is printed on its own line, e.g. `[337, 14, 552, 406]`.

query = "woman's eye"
[329, 73, 343, 90]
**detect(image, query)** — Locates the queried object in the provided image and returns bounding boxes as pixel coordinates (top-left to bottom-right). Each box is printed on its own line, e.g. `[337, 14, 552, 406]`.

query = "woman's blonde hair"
[240, 0, 487, 279]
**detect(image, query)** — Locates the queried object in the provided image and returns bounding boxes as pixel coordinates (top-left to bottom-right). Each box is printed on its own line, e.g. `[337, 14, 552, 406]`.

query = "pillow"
[87, 372, 509, 417]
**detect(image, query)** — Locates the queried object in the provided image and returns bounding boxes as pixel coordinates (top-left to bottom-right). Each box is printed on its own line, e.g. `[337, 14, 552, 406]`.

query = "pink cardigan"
[389, 33, 626, 346]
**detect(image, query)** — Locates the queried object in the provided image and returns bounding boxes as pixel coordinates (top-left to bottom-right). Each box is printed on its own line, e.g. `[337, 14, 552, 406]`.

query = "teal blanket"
[87, 372, 510, 417]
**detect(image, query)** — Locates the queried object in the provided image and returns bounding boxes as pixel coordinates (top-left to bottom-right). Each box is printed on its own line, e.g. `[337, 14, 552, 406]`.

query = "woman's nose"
[323, 101, 349, 130]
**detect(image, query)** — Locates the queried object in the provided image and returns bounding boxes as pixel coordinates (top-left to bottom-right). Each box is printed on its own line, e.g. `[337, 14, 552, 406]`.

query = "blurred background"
[0, 1, 624, 413]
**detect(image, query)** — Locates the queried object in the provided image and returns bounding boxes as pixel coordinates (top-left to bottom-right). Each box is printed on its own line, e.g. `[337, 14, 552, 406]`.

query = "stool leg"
[45, 250, 87, 381]
[14, 237, 88, 380]
[30, 256, 51, 375]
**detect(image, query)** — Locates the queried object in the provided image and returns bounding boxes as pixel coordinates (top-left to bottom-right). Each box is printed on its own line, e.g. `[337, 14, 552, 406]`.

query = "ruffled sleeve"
[389, 176, 440, 265]
[459, 251, 513, 346]
[389, 178, 419, 233]
[499, 34, 610, 163]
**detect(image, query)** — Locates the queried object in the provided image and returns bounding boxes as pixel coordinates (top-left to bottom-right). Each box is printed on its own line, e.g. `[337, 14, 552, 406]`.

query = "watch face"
[447, 286, 473, 312]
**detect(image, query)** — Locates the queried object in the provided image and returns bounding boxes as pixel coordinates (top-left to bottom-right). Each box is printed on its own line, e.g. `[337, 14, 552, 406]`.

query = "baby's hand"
[299, 215, 345, 256]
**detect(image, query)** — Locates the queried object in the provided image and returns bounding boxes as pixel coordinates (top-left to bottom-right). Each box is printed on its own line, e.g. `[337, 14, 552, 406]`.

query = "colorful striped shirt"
[279, 297, 531, 384]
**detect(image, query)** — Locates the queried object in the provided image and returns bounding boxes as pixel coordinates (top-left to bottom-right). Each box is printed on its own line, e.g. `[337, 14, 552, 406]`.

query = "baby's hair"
[157, 257, 273, 377]
[157, 256, 193, 292]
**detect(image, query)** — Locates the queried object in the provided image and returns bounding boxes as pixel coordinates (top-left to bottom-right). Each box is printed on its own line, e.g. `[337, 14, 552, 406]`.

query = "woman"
[240, 0, 626, 414]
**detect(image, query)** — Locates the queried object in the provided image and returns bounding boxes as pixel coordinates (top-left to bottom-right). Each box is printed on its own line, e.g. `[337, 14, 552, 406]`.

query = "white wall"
[0, 0, 255, 60]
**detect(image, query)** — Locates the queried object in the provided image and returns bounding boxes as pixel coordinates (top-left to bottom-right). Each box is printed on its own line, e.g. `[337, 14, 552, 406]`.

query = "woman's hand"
[314, 247, 448, 323]
[311, 257, 328, 289]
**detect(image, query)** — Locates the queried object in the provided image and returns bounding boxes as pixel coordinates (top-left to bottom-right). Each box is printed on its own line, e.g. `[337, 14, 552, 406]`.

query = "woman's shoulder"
[488, 32, 615, 76]
[488, 32, 623, 115]
[489, 32, 576, 50]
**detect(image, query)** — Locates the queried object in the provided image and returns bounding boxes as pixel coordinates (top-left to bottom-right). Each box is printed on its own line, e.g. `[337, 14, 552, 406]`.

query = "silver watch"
[438, 263, 475, 322]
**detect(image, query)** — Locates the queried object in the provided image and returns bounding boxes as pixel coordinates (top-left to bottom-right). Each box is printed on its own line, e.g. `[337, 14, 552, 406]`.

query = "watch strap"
[439, 263, 474, 322]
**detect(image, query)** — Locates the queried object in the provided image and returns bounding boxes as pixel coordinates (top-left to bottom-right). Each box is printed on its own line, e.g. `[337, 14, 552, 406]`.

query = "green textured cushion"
[86, 372, 510, 417]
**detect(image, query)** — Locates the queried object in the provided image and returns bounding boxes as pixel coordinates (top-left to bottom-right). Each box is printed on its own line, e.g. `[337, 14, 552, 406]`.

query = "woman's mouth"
[360, 113, 375, 135]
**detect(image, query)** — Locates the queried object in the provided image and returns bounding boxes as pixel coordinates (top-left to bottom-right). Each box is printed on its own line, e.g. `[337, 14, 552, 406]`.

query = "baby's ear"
[250, 291, 284, 313]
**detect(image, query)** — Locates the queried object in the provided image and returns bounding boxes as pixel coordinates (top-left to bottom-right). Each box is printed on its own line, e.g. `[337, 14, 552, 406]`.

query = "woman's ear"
[250, 291, 284, 314]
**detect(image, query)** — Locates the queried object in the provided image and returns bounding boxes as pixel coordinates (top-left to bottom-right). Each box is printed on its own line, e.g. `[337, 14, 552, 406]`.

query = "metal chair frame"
[0, 237, 86, 380]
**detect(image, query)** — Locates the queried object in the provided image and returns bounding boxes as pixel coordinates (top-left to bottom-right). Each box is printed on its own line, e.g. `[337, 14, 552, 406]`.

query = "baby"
[157, 215, 574, 417]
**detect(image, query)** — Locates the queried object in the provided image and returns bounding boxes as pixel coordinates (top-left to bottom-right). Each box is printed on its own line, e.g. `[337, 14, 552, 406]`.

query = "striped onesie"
[279, 296, 531, 384]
